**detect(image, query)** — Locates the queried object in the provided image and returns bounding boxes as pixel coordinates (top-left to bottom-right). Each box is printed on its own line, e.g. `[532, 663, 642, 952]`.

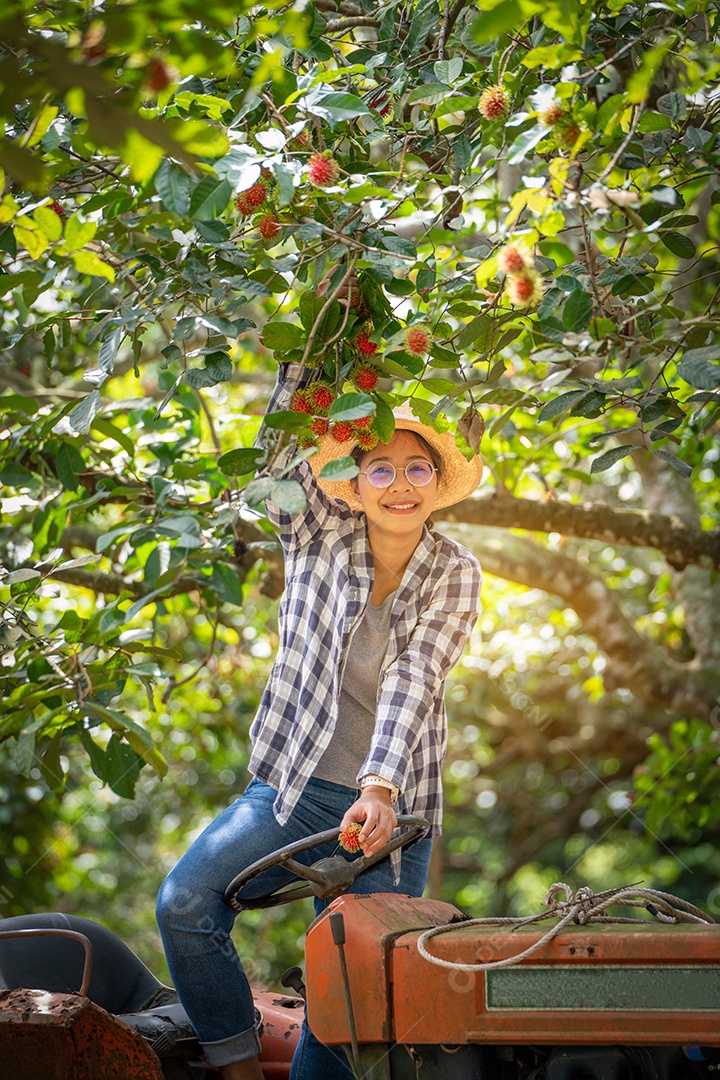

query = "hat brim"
[310, 415, 483, 511]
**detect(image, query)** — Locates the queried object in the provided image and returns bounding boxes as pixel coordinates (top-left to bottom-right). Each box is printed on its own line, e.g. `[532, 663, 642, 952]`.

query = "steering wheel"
[224, 815, 430, 910]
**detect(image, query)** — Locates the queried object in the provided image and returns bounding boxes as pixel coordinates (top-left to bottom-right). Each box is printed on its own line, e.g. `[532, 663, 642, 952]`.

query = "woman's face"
[354, 430, 438, 534]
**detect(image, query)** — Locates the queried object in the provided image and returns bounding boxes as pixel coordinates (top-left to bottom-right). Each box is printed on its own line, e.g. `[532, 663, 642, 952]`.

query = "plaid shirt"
[247, 373, 482, 837]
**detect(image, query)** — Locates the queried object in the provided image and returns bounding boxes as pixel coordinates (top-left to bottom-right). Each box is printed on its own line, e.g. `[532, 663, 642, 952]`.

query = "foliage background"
[1, 0, 719, 984]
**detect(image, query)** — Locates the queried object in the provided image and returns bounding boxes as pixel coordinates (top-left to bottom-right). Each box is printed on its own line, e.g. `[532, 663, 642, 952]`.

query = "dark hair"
[351, 431, 441, 529]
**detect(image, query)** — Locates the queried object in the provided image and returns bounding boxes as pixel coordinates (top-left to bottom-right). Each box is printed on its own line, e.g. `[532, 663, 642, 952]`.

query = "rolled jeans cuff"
[201, 1021, 262, 1066]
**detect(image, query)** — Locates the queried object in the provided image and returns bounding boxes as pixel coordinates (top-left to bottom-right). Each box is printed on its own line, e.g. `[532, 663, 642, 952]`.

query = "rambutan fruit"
[497, 244, 532, 275]
[354, 331, 379, 357]
[351, 362, 381, 391]
[291, 389, 313, 414]
[244, 181, 268, 209]
[479, 84, 510, 121]
[308, 152, 340, 187]
[258, 214, 280, 240]
[310, 417, 330, 437]
[339, 822, 363, 852]
[540, 104, 565, 127]
[330, 420, 354, 443]
[404, 325, 433, 356]
[353, 427, 379, 450]
[505, 270, 544, 308]
[307, 381, 336, 413]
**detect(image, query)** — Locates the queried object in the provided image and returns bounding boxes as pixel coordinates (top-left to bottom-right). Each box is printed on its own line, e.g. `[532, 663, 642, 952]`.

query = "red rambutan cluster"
[236, 181, 268, 216]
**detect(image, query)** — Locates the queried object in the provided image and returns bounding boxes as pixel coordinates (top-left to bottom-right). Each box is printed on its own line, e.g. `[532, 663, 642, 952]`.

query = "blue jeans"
[156, 776, 432, 1074]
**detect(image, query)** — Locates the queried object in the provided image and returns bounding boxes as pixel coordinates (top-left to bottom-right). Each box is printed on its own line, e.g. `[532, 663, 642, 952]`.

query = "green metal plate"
[485, 966, 720, 1011]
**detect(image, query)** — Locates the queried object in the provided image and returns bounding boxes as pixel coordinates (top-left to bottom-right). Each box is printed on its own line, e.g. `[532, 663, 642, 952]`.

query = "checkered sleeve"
[359, 555, 482, 791]
[254, 366, 352, 548]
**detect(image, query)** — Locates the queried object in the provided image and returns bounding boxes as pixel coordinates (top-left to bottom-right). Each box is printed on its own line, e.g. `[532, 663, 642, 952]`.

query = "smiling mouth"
[384, 502, 419, 510]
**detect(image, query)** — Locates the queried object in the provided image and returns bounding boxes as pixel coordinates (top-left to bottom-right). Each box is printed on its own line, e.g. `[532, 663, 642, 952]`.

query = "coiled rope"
[416, 882, 717, 972]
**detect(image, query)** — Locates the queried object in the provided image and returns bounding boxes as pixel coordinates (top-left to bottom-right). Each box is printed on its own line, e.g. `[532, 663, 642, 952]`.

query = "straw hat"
[310, 401, 483, 511]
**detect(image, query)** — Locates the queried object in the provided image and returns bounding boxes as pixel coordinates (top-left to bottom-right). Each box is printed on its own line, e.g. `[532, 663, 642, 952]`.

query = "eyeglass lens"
[366, 461, 435, 488]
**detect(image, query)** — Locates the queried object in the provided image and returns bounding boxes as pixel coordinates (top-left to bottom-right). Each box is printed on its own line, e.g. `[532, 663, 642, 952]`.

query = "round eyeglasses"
[360, 459, 436, 489]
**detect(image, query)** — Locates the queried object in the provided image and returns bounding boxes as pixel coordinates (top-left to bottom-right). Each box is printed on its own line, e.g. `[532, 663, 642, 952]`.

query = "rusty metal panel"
[306, 893, 461, 1045]
[392, 922, 720, 1046]
[0, 987, 165, 1080]
[254, 989, 303, 1079]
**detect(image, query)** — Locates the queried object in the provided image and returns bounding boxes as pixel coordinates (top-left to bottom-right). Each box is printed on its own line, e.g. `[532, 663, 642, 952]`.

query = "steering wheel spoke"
[225, 816, 429, 910]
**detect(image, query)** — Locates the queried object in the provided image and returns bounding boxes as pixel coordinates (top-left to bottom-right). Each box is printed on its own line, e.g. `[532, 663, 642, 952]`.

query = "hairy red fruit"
[354, 332, 379, 357]
[298, 434, 319, 450]
[558, 122, 582, 148]
[291, 390, 313, 415]
[308, 381, 336, 413]
[352, 362, 381, 392]
[479, 84, 510, 121]
[505, 270, 543, 308]
[352, 414, 373, 429]
[291, 130, 313, 151]
[497, 244, 532, 275]
[354, 427, 379, 450]
[146, 58, 173, 93]
[330, 420, 354, 443]
[49, 201, 64, 217]
[540, 104, 565, 127]
[258, 214, 280, 240]
[245, 182, 268, 209]
[310, 416, 330, 437]
[308, 152, 340, 187]
[404, 326, 433, 356]
[236, 192, 253, 215]
[339, 822, 363, 853]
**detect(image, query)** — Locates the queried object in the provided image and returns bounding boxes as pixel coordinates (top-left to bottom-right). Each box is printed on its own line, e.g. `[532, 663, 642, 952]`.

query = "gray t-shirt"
[313, 590, 396, 788]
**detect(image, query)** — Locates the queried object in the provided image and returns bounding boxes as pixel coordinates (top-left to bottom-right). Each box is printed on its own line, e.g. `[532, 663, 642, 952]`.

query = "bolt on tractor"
[1, 817, 719, 1079]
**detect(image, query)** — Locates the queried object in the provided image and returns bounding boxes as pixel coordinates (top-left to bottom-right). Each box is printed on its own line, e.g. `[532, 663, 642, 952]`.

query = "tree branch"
[449, 528, 718, 718]
[439, 492, 720, 570]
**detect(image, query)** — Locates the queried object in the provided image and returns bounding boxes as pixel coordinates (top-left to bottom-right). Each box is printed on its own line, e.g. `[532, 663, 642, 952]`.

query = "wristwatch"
[360, 774, 400, 804]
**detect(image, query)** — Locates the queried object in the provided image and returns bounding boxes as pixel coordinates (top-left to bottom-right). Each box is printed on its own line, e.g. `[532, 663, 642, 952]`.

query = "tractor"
[1, 816, 719, 1079]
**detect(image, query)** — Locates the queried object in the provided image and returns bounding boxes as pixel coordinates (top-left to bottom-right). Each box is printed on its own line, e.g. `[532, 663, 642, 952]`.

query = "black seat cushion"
[0, 912, 171, 1014]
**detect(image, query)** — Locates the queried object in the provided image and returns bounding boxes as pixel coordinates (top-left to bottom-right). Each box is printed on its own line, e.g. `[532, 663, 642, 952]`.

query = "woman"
[156, 360, 483, 1080]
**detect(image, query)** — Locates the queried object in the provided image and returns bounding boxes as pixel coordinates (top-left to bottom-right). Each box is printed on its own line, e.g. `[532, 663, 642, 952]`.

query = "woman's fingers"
[340, 793, 397, 856]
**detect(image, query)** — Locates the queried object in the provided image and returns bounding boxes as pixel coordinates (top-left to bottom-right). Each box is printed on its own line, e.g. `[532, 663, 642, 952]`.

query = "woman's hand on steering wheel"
[340, 788, 397, 858]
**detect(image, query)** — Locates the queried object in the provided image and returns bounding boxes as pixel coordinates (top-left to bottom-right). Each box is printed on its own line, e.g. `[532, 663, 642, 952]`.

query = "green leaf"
[328, 392, 375, 422]
[654, 449, 692, 477]
[434, 58, 463, 84]
[269, 479, 307, 513]
[91, 418, 135, 456]
[56, 441, 84, 491]
[657, 92, 687, 120]
[508, 124, 548, 165]
[563, 289, 593, 331]
[677, 354, 720, 390]
[311, 92, 371, 125]
[626, 38, 673, 103]
[373, 396, 395, 443]
[472, 0, 524, 42]
[218, 448, 264, 476]
[659, 231, 696, 259]
[538, 390, 589, 421]
[264, 410, 312, 432]
[590, 445, 637, 473]
[262, 322, 306, 350]
[189, 176, 232, 221]
[479, 388, 526, 405]
[319, 456, 359, 481]
[67, 390, 101, 435]
[407, 82, 453, 106]
[209, 563, 244, 606]
[155, 159, 191, 216]
[63, 214, 97, 252]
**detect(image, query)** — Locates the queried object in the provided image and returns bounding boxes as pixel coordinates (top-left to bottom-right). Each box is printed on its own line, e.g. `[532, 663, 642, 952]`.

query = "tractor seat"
[0, 911, 177, 1015]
